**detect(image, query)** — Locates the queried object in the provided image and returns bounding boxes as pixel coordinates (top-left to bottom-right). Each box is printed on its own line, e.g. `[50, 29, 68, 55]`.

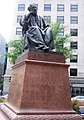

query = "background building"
[0, 34, 5, 77]
[0, 34, 6, 95]
[4, 0, 84, 96]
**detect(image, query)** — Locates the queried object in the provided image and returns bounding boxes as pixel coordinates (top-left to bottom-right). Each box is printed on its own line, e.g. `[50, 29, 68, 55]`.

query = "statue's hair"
[28, 3, 37, 11]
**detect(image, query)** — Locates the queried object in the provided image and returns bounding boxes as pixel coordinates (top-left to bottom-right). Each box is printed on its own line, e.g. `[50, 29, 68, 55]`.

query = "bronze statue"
[20, 3, 54, 51]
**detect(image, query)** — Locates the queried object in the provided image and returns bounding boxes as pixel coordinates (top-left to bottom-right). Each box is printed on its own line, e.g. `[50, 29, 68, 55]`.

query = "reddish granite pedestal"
[1, 51, 82, 120]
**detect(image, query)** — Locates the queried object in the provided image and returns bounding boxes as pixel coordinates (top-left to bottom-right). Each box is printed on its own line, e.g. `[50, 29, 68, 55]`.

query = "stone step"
[0, 110, 9, 120]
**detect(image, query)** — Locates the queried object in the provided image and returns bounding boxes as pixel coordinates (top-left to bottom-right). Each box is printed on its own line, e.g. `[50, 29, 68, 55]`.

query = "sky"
[0, 0, 17, 42]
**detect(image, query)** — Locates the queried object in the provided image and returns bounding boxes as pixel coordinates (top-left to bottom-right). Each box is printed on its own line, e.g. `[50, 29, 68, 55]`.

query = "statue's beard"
[30, 12, 37, 16]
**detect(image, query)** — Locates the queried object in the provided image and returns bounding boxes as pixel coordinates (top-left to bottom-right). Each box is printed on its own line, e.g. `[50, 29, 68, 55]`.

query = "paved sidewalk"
[0, 110, 9, 120]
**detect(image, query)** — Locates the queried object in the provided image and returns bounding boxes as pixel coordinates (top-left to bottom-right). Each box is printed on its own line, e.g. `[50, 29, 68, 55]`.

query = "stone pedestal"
[1, 51, 82, 120]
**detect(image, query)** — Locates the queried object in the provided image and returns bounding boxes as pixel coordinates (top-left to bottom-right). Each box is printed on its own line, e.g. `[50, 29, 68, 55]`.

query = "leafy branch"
[51, 22, 72, 58]
[5, 39, 23, 64]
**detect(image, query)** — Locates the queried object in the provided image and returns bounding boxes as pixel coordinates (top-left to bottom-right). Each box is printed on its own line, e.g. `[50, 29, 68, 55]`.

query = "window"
[70, 55, 77, 62]
[70, 16, 78, 24]
[70, 5, 78, 12]
[57, 4, 64, 12]
[16, 27, 22, 35]
[18, 4, 25, 11]
[70, 42, 77, 49]
[57, 16, 64, 24]
[44, 4, 51, 11]
[43, 16, 51, 24]
[70, 68, 77, 76]
[70, 29, 78, 36]
[58, 29, 64, 36]
[17, 16, 23, 23]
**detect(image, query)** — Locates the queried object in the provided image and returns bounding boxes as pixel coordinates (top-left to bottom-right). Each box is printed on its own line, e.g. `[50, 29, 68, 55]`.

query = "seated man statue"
[20, 3, 54, 51]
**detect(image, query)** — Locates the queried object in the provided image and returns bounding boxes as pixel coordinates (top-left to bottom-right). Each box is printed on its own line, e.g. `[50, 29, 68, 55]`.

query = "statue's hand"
[46, 25, 49, 27]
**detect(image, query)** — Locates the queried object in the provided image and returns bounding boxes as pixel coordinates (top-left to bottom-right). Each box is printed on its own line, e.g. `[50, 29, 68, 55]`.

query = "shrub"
[0, 97, 5, 102]
[72, 100, 79, 113]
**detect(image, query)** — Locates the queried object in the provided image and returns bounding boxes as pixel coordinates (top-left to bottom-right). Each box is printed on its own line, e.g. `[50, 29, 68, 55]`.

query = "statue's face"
[29, 4, 37, 14]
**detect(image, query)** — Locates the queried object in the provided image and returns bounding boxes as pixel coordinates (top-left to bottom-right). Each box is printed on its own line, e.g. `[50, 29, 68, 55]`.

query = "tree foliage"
[5, 39, 23, 64]
[51, 22, 72, 58]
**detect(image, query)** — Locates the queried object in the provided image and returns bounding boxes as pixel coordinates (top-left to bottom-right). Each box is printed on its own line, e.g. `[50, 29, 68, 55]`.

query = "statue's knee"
[47, 27, 52, 33]
[46, 27, 52, 35]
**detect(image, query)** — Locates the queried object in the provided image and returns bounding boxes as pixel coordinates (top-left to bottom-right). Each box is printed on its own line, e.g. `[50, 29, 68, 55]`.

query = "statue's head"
[28, 3, 37, 14]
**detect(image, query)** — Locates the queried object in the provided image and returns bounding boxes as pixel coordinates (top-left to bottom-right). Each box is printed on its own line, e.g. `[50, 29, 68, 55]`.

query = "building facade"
[0, 34, 6, 95]
[5, 0, 84, 96]
[0, 34, 5, 77]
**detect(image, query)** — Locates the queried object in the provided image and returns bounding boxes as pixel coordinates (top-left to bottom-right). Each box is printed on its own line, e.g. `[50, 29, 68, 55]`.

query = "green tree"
[51, 22, 72, 58]
[5, 39, 23, 64]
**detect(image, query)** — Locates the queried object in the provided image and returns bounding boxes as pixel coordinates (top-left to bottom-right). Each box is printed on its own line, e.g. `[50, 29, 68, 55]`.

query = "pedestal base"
[0, 51, 82, 120]
[1, 105, 82, 120]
